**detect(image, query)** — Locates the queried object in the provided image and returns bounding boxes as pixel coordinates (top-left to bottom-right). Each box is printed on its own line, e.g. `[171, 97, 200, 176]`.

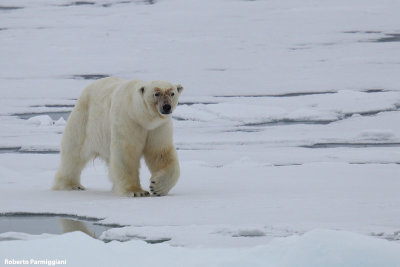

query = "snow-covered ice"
[1, 230, 400, 267]
[1, 0, 400, 266]
[26, 115, 53, 126]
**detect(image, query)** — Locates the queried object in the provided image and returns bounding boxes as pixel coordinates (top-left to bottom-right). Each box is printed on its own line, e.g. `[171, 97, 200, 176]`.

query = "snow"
[54, 117, 67, 126]
[1, 0, 400, 265]
[27, 115, 53, 126]
[1, 230, 400, 267]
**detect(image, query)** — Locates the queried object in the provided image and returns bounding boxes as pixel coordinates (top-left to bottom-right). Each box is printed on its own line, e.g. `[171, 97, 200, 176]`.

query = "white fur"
[53, 77, 183, 197]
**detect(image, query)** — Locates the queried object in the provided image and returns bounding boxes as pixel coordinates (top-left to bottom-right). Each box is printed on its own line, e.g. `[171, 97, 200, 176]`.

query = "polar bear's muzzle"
[157, 97, 173, 116]
[161, 104, 172, 115]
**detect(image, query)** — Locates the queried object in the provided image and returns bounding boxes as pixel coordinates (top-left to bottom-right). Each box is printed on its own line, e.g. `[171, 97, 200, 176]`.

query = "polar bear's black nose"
[162, 104, 171, 114]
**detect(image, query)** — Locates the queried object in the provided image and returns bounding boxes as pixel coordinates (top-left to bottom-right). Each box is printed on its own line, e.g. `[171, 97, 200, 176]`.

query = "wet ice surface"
[0, 0, 400, 257]
[0, 213, 120, 241]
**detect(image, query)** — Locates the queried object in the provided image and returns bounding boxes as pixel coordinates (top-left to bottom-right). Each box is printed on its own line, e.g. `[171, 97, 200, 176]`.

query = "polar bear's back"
[81, 77, 124, 102]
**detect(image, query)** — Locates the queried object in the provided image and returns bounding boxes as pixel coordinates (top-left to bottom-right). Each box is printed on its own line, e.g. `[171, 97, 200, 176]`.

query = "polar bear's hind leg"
[53, 100, 91, 191]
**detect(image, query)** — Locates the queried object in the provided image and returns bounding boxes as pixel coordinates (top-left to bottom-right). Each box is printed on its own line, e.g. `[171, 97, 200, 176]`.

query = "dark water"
[69, 74, 110, 80]
[301, 142, 400, 149]
[0, 6, 23, 11]
[0, 147, 59, 154]
[373, 33, 400, 43]
[215, 91, 337, 98]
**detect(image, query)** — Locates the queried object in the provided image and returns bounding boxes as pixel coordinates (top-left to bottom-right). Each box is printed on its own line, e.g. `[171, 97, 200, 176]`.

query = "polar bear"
[53, 77, 183, 197]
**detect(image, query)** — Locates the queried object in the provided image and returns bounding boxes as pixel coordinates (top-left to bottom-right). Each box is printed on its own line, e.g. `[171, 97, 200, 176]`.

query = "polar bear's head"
[139, 80, 183, 118]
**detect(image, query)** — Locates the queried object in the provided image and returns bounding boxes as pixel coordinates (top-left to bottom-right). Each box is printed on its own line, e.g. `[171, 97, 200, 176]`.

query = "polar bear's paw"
[113, 185, 150, 197]
[52, 183, 86, 191]
[149, 176, 174, 197]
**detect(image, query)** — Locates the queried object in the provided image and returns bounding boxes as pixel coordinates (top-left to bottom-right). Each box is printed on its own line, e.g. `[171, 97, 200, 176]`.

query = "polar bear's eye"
[170, 92, 175, 97]
[154, 92, 161, 97]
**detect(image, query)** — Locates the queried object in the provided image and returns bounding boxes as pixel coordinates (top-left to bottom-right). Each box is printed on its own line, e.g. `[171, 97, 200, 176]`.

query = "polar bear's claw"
[128, 191, 150, 197]
[149, 186, 166, 196]
[75, 185, 86, 190]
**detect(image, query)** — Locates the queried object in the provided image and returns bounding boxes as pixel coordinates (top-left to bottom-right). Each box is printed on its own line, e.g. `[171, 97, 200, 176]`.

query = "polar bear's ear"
[176, 84, 184, 94]
[139, 86, 145, 94]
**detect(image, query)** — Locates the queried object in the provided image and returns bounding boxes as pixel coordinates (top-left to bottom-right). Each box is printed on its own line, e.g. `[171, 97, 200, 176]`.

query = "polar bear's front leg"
[109, 142, 150, 197]
[147, 155, 180, 196]
[144, 129, 180, 196]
